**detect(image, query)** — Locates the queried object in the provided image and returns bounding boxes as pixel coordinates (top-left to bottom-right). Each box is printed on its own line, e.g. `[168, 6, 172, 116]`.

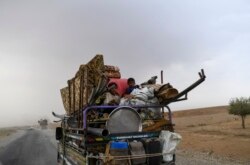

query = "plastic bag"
[159, 130, 182, 162]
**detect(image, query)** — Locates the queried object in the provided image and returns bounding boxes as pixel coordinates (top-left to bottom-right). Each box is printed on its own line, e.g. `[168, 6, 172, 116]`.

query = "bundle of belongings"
[119, 82, 178, 119]
[60, 54, 179, 120]
[60, 55, 123, 115]
[104, 65, 121, 79]
[103, 130, 182, 165]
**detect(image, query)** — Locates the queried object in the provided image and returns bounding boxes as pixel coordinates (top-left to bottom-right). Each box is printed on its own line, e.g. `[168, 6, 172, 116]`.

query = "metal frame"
[82, 105, 171, 129]
[81, 69, 206, 129]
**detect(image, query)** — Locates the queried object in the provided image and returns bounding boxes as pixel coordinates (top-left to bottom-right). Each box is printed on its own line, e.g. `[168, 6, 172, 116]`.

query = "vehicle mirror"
[56, 127, 63, 140]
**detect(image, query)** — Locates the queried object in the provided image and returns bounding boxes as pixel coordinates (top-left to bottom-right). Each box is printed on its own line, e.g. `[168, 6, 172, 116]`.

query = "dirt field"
[173, 106, 250, 164]
[0, 128, 17, 139]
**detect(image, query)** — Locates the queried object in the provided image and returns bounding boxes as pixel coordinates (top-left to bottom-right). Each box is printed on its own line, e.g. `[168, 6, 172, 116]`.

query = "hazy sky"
[1, 0, 250, 127]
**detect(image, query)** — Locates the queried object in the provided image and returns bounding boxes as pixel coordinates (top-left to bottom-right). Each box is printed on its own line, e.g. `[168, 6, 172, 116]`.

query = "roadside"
[0, 128, 26, 151]
[176, 149, 247, 165]
[0, 128, 57, 165]
[173, 106, 250, 164]
[0, 127, 57, 152]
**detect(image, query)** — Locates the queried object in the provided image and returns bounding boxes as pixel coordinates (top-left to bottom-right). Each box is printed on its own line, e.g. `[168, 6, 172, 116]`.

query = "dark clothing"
[125, 85, 139, 94]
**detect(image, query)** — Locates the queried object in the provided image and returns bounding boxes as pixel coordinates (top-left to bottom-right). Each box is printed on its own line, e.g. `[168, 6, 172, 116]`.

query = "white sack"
[159, 130, 182, 162]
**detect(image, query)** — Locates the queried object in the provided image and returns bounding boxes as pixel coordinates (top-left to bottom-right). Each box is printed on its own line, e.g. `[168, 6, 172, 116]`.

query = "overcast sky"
[1, 0, 250, 127]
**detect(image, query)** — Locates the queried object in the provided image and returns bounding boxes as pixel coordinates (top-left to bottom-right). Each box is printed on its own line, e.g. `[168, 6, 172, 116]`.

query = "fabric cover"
[109, 78, 128, 96]
[159, 130, 182, 162]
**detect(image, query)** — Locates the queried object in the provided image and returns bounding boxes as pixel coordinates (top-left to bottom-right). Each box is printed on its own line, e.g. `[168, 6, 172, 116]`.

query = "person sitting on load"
[124, 78, 139, 99]
[104, 82, 120, 105]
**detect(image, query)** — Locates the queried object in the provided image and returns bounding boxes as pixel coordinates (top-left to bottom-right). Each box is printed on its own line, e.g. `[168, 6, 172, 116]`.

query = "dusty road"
[0, 129, 57, 165]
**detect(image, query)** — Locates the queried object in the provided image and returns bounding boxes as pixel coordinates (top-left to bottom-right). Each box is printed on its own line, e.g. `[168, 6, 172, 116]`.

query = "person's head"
[127, 78, 135, 87]
[108, 82, 118, 95]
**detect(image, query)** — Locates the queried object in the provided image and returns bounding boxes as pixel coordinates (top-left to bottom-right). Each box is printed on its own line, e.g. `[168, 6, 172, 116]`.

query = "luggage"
[105, 65, 121, 78]
[156, 83, 179, 103]
[61, 55, 106, 114]
[129, 141, 146, 165]
[142, 138, 162, 165]
[109, 141, 130, 165]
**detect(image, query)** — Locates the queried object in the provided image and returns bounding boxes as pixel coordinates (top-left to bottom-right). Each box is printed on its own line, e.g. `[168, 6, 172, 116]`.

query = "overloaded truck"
[53, 55, 206, 165]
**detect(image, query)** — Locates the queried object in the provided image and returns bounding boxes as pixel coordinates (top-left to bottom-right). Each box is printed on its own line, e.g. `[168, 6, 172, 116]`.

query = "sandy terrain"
[0, 129, 16, 139]
[173, 106, 250, 164]
[0, 128, 26, 151]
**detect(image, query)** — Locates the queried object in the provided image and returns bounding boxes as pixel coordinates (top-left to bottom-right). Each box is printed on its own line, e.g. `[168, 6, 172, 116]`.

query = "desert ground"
[173, 106, 250, 164]
[0, 127, 25, 150]
[0, 128, 16, 139]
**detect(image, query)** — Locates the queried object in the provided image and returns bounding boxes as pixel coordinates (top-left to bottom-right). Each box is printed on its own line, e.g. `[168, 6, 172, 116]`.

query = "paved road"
[0, 129, 57, 165]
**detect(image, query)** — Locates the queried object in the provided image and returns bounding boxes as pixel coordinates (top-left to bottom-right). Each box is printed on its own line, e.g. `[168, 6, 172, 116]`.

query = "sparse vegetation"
[174, 106, 250, 162]
[228, 97, 250, 129]
[0, 129, 16, 138]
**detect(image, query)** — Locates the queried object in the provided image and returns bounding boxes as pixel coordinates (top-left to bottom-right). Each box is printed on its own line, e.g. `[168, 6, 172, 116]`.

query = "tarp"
[109, 78, 128, 96]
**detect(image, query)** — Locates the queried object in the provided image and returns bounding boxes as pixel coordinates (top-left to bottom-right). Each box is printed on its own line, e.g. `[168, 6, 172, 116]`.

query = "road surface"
[0, 129, 57, 165]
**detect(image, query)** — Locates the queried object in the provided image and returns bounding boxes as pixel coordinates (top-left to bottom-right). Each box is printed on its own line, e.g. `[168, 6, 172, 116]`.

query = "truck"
[53, 55, 206, 165]
[38, 119, 48, 129]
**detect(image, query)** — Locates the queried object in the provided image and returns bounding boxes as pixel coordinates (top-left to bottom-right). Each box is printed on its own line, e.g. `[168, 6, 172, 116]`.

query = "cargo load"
[53, 54, 206, 165]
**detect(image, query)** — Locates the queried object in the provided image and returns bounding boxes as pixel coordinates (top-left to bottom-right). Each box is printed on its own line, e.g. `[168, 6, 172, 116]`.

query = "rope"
[87, 152, 172, 161]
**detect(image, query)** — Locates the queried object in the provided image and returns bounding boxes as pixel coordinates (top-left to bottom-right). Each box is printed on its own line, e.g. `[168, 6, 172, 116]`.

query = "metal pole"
[161, 70, 164, 115]
[161, 70, 163, 84]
